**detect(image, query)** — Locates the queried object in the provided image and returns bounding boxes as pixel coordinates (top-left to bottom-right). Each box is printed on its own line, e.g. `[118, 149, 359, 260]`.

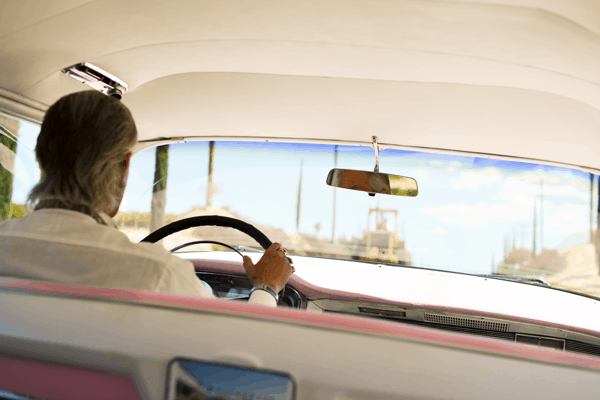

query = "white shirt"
[0, 209, 276, 307]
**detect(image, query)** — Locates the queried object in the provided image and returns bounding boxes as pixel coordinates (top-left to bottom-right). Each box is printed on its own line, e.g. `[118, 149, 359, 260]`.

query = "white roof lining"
[25, 43, 600, 114]
[4, 0, 600, 94]
[126, 68, 599, 113]
[3, 0, 599, 40]
[2, 0, 599, 172]
[41, 37, 600, 83]
[120, 72, 600, 167]
[0, 0, 97, 39]
[432, 0, 600, 36]
[482, 2, 600, 38]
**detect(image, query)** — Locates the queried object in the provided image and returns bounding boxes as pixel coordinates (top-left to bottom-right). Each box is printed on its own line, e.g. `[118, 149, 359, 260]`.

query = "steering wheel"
[141, 215, 272, 248]
[140, 215, 283, 300]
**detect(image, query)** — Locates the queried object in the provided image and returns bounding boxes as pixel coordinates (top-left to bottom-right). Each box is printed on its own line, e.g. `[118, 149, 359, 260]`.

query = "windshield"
[116, 141, 598, 297]
[1, 115, 598, 299]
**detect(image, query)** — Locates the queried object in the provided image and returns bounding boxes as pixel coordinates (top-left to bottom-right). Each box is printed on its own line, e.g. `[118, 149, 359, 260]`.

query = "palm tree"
[0, 115, 19, 220]
[150, 144, 169, 232]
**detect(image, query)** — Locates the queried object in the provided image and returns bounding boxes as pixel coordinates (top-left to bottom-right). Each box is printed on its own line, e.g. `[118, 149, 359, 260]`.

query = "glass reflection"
[170, 360, 294, 400]
[326, 168, 418, 197]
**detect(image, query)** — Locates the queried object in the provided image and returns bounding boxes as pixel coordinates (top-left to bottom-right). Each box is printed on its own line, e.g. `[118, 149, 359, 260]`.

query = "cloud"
[424, 227, 447, 235]
[504, 169, 590, 192]
[541, 202, 589, 235]
[448, 168, 503, 192]
[493, 173, 590, 209]
[410, 169, 429, 183]
[426, 160, 465, 172]
[419, 202, 529, 228]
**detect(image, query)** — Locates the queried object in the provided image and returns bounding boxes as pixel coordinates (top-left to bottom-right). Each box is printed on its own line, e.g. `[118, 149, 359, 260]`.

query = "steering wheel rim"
[140, 215, 289, 303]
[140, 215, 273, 250]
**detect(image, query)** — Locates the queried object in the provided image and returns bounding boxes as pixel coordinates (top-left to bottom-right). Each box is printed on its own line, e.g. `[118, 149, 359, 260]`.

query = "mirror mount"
[370, 136, 380, 196]
[372, 135, 380, 174]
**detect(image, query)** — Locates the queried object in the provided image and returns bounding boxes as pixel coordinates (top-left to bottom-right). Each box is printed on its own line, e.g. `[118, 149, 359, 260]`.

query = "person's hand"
[242, 243, 295, 293]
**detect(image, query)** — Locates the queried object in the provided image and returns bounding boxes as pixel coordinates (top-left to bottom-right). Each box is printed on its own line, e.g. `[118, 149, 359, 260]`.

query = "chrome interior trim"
[196, 271, 305, 309]
[0, 88, 46, 125]
[516, 334, 566, 351]
[312, 299, 600, 355]
[280, 285, 304, 309]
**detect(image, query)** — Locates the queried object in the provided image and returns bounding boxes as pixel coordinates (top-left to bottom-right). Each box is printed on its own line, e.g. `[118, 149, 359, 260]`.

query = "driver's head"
[28, 90, 137, 215]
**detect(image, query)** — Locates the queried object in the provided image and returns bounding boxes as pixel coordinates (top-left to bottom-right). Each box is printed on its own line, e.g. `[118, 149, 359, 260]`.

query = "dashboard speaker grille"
[424, 313, 509, 332]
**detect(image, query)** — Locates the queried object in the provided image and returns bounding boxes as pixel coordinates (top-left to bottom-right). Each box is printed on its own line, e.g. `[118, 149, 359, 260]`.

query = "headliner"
[0, 0, 599, 171]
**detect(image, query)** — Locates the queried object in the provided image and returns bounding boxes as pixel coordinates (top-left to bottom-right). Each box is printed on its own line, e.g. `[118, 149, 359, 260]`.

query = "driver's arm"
[248, 289, 279, 306]
[155, 243, 293, 307]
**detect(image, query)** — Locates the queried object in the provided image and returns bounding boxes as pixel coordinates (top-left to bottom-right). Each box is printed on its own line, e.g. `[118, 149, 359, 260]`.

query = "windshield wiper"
[480, 274, 551, 287]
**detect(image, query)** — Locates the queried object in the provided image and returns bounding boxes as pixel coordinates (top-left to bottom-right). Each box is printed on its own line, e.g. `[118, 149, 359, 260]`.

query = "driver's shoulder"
[133, 239, 189, 266]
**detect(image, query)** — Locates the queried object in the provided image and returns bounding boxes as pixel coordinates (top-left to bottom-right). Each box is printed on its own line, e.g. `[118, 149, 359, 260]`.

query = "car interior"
[1, 1, 600, 399]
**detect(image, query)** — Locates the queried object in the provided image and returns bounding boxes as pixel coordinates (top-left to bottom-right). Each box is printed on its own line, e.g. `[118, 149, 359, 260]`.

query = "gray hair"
[28, 91, 137, 212]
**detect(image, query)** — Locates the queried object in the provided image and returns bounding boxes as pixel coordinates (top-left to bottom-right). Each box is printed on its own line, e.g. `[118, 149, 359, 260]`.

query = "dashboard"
[195, 268, 600, 360]
[197, 271, 305, 308]
[3, 274, 600, 400]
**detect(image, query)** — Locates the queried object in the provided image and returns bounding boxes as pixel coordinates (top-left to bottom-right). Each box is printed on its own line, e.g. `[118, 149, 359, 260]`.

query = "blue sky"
[10, 120, 596, 275]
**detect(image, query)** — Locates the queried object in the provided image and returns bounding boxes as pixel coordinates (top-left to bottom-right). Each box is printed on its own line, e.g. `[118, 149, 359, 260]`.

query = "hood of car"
[1, 0, 599, 171]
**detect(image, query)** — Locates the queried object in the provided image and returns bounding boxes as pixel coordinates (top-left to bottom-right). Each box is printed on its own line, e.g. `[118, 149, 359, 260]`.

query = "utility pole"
[533, 199, 537, 258]
[512, 226, 516, 251]
[331, 145, 338, 243]
[597, 173, 600, 274]
[540, 179, 544, 251]
[296, 160, 303, 232]
[591, 173, 594, 243]
[206, 141, 215, 208]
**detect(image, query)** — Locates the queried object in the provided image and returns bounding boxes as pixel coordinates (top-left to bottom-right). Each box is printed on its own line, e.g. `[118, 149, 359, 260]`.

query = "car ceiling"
[0, 0, 599, 171]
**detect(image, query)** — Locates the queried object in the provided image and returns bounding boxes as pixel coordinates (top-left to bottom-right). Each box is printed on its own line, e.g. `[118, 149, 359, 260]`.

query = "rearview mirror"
[326, 168, 418, 197]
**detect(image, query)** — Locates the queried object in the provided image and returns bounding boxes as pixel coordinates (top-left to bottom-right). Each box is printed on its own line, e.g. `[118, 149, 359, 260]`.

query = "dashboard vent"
[424, 313, 509, 332]
[395, 318, 516, 341]
[565, 340, 600, 357]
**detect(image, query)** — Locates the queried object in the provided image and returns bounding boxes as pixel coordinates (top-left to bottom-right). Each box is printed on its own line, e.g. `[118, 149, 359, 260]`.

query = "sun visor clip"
[61, 62, 129, 100]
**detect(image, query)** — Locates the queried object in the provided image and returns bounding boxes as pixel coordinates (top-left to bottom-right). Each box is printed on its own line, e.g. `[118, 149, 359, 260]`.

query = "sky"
[10, 120, 596, 275]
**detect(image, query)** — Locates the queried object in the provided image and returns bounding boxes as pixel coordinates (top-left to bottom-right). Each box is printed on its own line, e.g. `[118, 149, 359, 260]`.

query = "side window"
[0, 114, 40, 221]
